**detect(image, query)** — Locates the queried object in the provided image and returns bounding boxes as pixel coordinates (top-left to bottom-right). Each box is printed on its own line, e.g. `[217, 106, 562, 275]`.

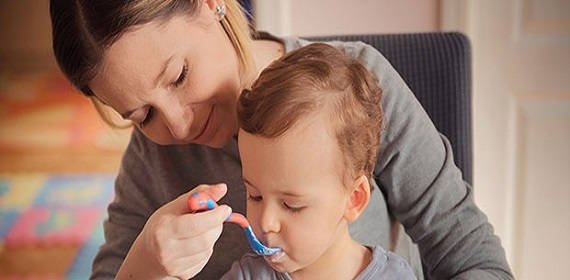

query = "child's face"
[238, 116, 353, 275]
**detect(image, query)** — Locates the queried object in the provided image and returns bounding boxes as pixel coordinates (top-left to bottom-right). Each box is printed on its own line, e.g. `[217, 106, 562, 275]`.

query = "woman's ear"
[343, 175, 371, 222]
[204, 0, 215, 11]
[204, 0, 225, 18]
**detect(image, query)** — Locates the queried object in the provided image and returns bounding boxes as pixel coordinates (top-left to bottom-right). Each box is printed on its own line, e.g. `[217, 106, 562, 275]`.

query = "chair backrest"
[306, 32, 473, 185]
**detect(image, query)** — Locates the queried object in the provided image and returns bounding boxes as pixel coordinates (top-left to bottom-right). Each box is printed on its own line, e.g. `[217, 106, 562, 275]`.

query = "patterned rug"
[0, 173, 115, 279]
[0, 69, 130, 153]
[0, 70, 127, 278]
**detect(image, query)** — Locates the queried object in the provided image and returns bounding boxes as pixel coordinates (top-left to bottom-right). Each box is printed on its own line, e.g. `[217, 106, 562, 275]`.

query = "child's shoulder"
[357, 246, 417, 280]
[220, 254, 291, 280]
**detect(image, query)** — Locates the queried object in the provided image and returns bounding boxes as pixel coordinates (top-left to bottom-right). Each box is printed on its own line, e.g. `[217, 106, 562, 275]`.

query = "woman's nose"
[160, 102, 192, 140]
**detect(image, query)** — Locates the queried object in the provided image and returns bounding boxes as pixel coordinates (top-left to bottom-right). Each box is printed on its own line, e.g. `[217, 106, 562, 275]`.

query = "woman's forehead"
[98, 18, 193, 84]
[89, 23, 168, 104]
[105, 19, 179, 65]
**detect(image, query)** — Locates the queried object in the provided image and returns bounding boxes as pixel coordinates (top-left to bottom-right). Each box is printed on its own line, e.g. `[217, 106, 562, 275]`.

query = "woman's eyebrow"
[154, 55, 175, 88]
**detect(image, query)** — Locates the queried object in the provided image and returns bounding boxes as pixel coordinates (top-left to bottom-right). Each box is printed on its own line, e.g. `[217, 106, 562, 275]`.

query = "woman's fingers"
[163, 247, 215, 279]
[171, 183, 228, 214]
[191, 182, 228, 202]
[147, 183, 232, 278]
[156, 225, 221, 278]
[170, 182, 232, 237]
[117, 183, 232, 279]
[172, 204, 232, 238]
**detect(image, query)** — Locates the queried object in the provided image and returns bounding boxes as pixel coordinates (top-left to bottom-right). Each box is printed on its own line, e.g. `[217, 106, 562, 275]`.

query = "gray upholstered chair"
[306, 32, 473, 279]
[306, 32, 473, 185]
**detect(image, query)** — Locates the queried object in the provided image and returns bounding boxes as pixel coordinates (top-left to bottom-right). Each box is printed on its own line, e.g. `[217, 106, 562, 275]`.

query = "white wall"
[254, 0, 440, 36]
[442, 1, 570, 278]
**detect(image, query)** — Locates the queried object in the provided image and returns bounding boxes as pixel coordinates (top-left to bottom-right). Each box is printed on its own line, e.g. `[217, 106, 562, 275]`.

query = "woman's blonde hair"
[50, 0, 256, 128]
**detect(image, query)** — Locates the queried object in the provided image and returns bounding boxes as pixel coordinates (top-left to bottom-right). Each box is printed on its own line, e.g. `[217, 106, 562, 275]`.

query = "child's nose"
[259, 205, 281, 234]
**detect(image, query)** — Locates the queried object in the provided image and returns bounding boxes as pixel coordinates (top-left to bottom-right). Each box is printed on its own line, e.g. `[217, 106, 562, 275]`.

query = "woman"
[50, 0, 513, 279]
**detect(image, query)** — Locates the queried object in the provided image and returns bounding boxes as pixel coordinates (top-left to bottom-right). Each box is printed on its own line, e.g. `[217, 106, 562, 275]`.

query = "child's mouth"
[264, 250, 285, 263]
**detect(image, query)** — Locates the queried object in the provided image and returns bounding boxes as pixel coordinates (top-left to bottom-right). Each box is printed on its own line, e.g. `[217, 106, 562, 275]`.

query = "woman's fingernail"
[224, 206, 232, 215]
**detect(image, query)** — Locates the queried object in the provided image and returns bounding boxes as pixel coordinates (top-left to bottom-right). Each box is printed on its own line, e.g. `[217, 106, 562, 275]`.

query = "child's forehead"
[239, 116, 350, 190]
[238, 114, 345, 173]
[248, 114, 332, 145]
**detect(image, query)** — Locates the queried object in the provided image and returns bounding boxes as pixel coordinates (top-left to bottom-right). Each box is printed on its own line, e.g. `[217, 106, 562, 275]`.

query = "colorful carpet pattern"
[0, 70, 126, 278]
[0, 70, 130, 154]
[0, 173, 115, 279]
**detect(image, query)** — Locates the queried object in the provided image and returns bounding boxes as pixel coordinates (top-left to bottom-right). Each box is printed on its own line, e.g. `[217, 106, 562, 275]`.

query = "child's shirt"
[220, 245, 417, 280]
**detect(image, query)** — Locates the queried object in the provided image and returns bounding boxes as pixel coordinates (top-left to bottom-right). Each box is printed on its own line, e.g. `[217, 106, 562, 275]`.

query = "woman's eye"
[283, 203, 305, 214]
[173, 65, 188, 88]
[247, 195, 262, 202]
[140, 107, 155, 128]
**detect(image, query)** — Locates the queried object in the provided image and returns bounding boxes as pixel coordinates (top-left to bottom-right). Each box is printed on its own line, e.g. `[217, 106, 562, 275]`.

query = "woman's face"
[90, 5, 242, 147]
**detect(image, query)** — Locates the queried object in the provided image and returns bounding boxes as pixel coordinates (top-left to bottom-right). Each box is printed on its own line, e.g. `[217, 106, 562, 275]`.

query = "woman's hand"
[116, 183, 232, 280]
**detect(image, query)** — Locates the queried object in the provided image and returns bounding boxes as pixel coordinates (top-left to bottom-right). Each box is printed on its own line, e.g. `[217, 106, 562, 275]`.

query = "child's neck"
[289, 235, 372, 280]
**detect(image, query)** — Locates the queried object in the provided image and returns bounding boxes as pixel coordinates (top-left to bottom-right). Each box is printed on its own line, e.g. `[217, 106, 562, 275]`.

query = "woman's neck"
[251, 39, 285, 77]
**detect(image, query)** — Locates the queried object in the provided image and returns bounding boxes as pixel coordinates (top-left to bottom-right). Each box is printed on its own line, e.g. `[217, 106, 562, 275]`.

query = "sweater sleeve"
[90, 128, 167, 279]
[90, 128, 250, 279]
[343, 41, 513, 279]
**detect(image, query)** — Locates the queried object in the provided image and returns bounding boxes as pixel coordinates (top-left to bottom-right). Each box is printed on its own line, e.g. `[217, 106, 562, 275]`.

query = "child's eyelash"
[247, 194, 305, 213]
[173, 64, 188, 87]
[284, 203, 305, 214]
[248, 195, 262, 202]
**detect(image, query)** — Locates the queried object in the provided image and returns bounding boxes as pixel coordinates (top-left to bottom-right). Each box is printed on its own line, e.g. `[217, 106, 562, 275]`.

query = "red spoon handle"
[187, 191, 249, 228]
[227, 212, 249, 229]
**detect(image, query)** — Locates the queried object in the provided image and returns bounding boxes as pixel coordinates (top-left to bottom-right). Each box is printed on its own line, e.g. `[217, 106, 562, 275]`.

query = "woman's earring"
[216, 3, 226, 21]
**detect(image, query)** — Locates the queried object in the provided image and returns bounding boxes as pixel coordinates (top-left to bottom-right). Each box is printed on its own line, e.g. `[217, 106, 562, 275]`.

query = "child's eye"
[247, 195, 262, 202]
[283, 202, 305, 213]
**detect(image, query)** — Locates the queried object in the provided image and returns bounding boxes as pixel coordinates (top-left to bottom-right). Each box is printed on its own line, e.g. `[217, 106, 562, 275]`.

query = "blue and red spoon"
[187, 192, 282, 256]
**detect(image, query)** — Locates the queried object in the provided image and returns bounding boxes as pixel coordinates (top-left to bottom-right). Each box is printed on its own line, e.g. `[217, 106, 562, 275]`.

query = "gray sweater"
[220, 246, 416, 280]
[91, 36, 513, 280]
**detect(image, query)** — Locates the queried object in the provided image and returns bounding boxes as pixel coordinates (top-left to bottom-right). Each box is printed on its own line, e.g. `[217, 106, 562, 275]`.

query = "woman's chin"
[201, 133, 232, 148]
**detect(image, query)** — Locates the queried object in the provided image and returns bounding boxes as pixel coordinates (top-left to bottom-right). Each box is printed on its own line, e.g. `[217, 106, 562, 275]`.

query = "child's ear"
[343, 175, 371, 222]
